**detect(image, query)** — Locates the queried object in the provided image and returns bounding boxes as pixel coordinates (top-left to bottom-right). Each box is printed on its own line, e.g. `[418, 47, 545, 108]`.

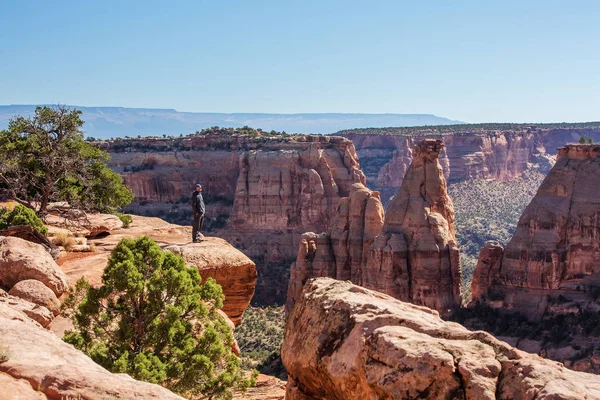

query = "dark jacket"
[191, 191, 205, 215]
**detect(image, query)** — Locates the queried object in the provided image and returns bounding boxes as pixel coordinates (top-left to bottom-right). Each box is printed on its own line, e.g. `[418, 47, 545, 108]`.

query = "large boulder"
[283, 278, 600, 399]
[0, 289, 53, 328]
[8, 279, 61, 316]
[0, 236, 68, 297]
[165, 238, 257, 326]
[0, 301, 184, 399]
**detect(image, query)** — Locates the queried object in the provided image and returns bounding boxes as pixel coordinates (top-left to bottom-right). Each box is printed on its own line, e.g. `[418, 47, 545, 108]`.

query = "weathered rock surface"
[286, 183, 384, 313]
[0, 289, 54, 328]
[107, 134, 365, 304]
[165, 240, 257, 326]
[232, 374, 286, 400]
[45, 211, 123, 238]
[0, 236, 68, 297]
[288, 139, 461, 315]
[0, 301, 184, 399]
[8, 279, 61, 316]
[471, 144, 600, 319]
[0, 372, 47, 400]
[57, 215, 256, 326]
[342, 126, 600, 203]
[367, 139, 461, 314]
[283, 278, 600, 400]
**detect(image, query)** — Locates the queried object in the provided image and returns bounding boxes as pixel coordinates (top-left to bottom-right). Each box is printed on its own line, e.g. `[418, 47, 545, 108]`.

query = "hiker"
[191, 183, 205, 243]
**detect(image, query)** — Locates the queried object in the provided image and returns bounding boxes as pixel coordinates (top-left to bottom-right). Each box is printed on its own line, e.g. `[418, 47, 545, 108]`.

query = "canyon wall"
[106, 134, 365, 304]
[471, 143, 600, 319]
[287, 139, 461, 315]
[342, 126, 600, 202]
[283, 278, 600, 400]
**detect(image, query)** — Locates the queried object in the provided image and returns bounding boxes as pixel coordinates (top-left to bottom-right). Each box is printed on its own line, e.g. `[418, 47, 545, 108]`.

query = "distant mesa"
[0, 105, 461, 138]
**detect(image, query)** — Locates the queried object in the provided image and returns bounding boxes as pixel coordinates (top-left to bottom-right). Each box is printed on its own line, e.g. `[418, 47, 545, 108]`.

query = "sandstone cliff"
[107, 133, 365, 304]
[471, 144, 600, 319]
[286, 182, 384, 312]
[342, 125, 600, 203]
[367, 139, 461, 314]
[283, 278, 600, 400]
[287, 139, 461, 315]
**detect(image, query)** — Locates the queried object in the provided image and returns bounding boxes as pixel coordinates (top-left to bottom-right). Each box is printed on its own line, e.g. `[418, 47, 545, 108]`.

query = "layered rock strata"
[283, 278, 600, 400]
[343, 126, 600, 203]
[471, 144, 600, 319]
[286, 183, 384, 312]
[107, 134, 365, 304]
[287, 139, 461, 315]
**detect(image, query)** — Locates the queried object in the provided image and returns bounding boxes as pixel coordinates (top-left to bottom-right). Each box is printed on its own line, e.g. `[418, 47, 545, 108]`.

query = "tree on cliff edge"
[63, 236, 256, 399]
[0, 105, 133, 215]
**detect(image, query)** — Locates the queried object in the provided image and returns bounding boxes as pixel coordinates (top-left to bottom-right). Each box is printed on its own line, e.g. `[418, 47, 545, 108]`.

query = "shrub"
[0, 204, 48, 235]
[62, 236, 255, 399]
[115, 212, 133, 228]
[52, 232, 76, 251]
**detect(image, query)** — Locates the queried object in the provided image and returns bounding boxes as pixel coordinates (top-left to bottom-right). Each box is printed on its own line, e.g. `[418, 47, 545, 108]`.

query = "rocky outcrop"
[107, 134, 365, 304]
[288, 139, 461, 315]
[471, 144, 600, 319]
[45, 211, 123, 238]
[0, 289, 54, 328]
[367, 139, 461, 314]
[165, 240, 257, 326]
[8, 279, 61, 316]
[0, 236, 68, 297]
[57, 215, 256, 326]
[0, 301, 184, 399]
[342, 126, 600, 203]
[286, 183, 385, 313]
[283, 278, 600, 400]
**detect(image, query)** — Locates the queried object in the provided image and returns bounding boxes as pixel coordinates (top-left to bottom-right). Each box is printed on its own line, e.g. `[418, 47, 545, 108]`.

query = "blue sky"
[1, 0, 599, 123]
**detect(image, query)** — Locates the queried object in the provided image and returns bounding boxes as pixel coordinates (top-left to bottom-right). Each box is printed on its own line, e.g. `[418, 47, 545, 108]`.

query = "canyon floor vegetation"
[448, 166, 548, 302]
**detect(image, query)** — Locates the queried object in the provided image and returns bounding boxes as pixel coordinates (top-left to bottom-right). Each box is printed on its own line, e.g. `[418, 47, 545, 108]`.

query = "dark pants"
[192, 213, 204, 242]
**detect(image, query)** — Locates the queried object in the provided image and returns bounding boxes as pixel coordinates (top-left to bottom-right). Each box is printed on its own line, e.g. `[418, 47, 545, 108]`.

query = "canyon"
[104, 124, 600, 309]
[106, 131, 365, 304]
[341, 124, 600, 203]
[471, 143, 600, 317]
[287, 139, 462, 315]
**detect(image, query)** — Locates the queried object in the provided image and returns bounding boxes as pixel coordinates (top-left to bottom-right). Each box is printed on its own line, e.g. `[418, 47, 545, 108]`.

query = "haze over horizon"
[1, 1, 599, 123]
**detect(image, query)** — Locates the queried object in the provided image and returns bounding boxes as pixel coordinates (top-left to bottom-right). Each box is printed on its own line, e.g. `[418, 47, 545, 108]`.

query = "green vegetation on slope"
[448, 167, 547, 302]
[235, 306, 287, 380]
[0, 204, 48, 235]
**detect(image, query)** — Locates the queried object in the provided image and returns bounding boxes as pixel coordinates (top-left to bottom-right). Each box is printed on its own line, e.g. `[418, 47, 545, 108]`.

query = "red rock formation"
[286, 183, 384, 313]
[0, 236, 68, 297]
[56, 215, 257, 327]
[471, 144, 600, 319]
[165, 240, 257, 326]
[367, 139, 462, 314]
[107, 134, 365, 304]
[287, 139, 461, 315]
[343, 127, 600, 203]
[283, 278, 600, 400]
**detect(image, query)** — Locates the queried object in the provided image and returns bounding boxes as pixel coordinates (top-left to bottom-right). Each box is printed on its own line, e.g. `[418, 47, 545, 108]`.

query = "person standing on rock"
[191, 183, 205, 243]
